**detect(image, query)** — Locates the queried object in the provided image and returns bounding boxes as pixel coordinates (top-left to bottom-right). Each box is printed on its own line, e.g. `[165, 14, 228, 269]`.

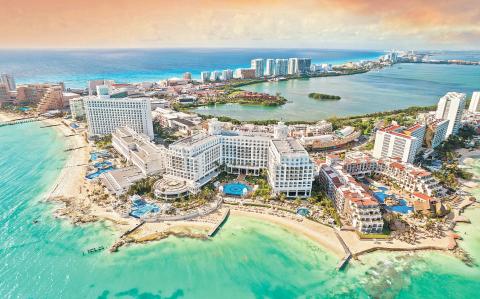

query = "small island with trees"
[308, 92, 341, 101]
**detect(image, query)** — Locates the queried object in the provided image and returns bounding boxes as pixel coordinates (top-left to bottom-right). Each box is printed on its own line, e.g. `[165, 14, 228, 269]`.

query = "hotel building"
[0, 74, 15, 91]
[36, 86, 65, 114]
[251, 59, 265, 78]
[468, 91, 480, 113]
[221, 69, 234, 81]
[274, 59, 288, 76]
[84, 96, 154, 139]
[426, 119, 449, 149]
[435, 92, 466, 137]
[264, 59, 275, 76]
[200, 71, 211, 83]
[112, 127, 166, 176]
[268, 139, 315, 198]
[70, 97, 86, 121]
[319, 163, 383, 233]
[149, 119, 315, 199]
[372, 123, 425, 163]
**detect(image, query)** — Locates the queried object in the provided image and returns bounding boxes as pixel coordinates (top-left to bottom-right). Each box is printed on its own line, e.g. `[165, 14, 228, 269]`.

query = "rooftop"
[271, 138, 307, 156]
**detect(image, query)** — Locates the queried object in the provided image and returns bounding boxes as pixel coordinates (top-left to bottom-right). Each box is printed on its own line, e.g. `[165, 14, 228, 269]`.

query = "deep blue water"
[0, 48, 382, 88]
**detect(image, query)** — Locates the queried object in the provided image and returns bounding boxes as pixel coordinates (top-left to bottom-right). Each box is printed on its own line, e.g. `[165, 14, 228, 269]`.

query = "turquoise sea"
[0, 49, 382, 88]
[1, 123, 480, 298]
[193, 63, 480, 121]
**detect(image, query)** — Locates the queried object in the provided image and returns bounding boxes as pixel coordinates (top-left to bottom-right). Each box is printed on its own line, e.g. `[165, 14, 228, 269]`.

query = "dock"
[335, 231, 352, 271]
[0, 117, 41, 128]
[208, 209, 230, 237]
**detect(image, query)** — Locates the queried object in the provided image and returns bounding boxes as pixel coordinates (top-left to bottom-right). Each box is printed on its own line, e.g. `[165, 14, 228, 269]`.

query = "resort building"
[341, 152, 443, 197]
[268, 139, 315, 198]
[372, 123, 425, 163]
[251, 58, 265, 78]
[166, 133, 222, 194]
[264, 59, 275, 76]
[288, 58, 298, 75]
[210, 71, 221, 82]
[274, 59, 288, 76]
[435, 92, 466, 137]
[0, 73, 15, 91]
[221, 69, 234, 81]
[70, 97, 86, 120]
[0, 84, 12, 106]
[425, 119, 449, 149]
[319, 163, 383, 233]
[15, 83, 56, 105]
[234, 68, 256, 79]
[100, 166, 147, 196]
[151, 119, 314, 199]
[88, 79, 114, 96]
[112, 127, 166, 176]
[84, 96, 154, 139]
[36, 86, 65, 114]
[468, 91, 480, 113]
[200, 71, 211, 83]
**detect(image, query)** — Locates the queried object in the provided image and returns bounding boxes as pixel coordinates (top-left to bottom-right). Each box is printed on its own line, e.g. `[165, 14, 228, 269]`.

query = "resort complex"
[1, 51, 480, 283]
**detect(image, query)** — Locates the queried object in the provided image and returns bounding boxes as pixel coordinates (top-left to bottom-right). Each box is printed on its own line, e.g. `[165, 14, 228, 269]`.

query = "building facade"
[84, 97, 154, 139]
[468, 91, 480, 113]
[372, 123, 425, 163]
[435, 92, 466, 137]
[251, 59, 265, 78]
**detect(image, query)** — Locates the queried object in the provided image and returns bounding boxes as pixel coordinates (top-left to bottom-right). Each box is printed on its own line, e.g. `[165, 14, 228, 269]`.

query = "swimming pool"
[373, 187, 413, 214]
[223, 182, 250, 196]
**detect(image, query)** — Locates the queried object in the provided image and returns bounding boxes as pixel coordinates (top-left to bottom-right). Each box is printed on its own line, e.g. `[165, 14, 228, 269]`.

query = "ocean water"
[0, 48, 382, 88]
[1, 123, 480, 298]
[193, 63, 480, 121]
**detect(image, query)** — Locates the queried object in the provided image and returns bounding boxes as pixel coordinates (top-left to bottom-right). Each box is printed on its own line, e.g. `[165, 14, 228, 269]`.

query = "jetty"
[64, 146, 86, 152]
[0, 117, 41, 128]
[40, 123, 61, 128]
[120, 221, 146, 238]
[208, 208, 230, 237]
[335, 231, 352, 271]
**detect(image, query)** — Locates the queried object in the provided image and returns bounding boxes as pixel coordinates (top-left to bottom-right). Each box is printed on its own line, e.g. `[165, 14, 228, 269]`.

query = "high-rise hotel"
[84, 94, 154, 139]
[435, 92, 466, 137]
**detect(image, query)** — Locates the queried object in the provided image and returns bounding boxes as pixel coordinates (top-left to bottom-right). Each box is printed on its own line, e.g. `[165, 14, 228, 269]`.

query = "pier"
[40, 123, 61, 128]
[120, 221, 146, 238]
[208, 208, 230, 237]
[335, 231, 352, 271]
[0, 117, 41, 128]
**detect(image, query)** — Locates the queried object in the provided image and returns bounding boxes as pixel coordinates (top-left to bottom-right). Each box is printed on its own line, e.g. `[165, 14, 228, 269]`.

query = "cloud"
[0, 0, 478, 49]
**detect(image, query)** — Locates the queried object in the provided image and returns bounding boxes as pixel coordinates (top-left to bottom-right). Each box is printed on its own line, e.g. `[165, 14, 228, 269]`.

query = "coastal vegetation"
[308, 93, 341, 101]
[126, 177, 158, 197]
[94, 134, 112, 149]
[153, 122, 180, 144]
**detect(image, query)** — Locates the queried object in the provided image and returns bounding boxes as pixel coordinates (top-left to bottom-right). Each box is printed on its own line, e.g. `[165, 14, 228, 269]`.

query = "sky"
[0, 0, 479, 50]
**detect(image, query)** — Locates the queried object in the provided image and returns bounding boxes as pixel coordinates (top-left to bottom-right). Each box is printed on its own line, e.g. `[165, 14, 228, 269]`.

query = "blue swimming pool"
[223, 182, 250, 196]
[373, 187, 413, 214]
[85, 166, 114, 180]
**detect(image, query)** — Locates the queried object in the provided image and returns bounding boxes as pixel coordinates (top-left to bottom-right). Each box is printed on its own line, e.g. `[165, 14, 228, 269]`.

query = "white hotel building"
[435, 92, 466, 137]
[373, 123, 426, 163]
[268, 139, 315, 198]
[156, 119, 315, 198]
[84, 96, 154, 139]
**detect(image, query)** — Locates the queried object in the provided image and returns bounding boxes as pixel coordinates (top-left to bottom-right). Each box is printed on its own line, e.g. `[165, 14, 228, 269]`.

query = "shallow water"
[1, 123, 480, 298]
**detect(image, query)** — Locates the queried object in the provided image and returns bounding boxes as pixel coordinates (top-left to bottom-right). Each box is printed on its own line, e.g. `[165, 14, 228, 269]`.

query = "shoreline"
[18, 115, 479, 268]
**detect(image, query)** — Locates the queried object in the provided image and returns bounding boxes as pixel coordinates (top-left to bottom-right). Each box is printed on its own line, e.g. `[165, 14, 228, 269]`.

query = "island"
[308, 92, 341, 101]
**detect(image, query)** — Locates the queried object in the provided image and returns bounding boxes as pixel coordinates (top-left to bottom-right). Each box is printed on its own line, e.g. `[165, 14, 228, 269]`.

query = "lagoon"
[192, 63, 480, 121]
